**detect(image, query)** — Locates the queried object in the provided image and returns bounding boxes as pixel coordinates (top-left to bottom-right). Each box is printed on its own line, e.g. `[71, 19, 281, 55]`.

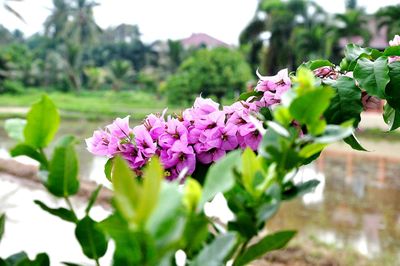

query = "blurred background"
[0, 0, 400, 265]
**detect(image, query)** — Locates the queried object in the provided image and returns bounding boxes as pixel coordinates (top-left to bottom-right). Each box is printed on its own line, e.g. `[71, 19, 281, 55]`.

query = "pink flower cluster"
[86, 69, 291, 180]
[389, 35, 400, 64]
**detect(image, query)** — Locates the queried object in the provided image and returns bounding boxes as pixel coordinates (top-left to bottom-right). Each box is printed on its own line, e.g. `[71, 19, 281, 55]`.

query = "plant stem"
[64, 196, 78, 221]
[95, 258, 100, 266]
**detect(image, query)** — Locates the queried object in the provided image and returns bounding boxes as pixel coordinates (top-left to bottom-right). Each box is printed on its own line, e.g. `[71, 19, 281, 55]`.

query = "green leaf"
[112, 156, 140, 224]
[85, 185, 102, 215]
[104, 158, 114, 182]
[198, 150, 241, 209]
[324, 76, 363, 127]
[282, 180, 320, 201]
[299, 143, 327, 158]
[238, 91, 263, 101]
[34, 200, 77, 223]
[301, 60, 333, 70]
[383, 104, 400, 131]
[0, 214, 5, 244]
[344, 134, 368, 151]
[46, 141, 79, 197]
[384, 46, 400, 56]
[354, 57, 389, 99]
[4, 118, 26, 142]
[242, 148, 260, 195]
[24, 95, 60, 149]
[256, 201, 279, 225]
[4, 252, 50, 266]
[191, 233, 237, 266]
[385, 61, 400, 109]
[136, 157, 163, 224]
[75, 216, 108, 260]
[289, 87, 334, 135]
[147, 182, 184, 248]
[234, 231, 296, 266]
[10, 144, 48, 169]
[313, 125, 353, 144]
[183, 178, 202, 212]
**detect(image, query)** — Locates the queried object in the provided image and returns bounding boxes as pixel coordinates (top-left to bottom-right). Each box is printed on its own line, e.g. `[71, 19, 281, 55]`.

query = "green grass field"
[0, 89, 186, 120]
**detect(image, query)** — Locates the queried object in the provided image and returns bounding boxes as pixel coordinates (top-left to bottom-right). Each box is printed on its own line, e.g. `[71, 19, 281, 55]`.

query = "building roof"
[181, 33, 229, 48]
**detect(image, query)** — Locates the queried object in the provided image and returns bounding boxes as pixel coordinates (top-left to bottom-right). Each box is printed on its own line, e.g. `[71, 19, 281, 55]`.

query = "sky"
[1, 0, 399, 45]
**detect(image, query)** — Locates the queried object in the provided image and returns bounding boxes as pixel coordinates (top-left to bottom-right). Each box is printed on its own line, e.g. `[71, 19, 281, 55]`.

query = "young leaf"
[4, 118, 26, 142]
[75, 216, 108, 260]
[324, 76, 363, 126]
[191, 233, 237, 266]
[242, 148, 260, 195]
[46, 141, 79, 197]
[135, 157, 163, 224]
[183, 178, 202, 212]
[198, 150, 241, 209]
[34, 200, 77, 223]
[104, 158, 114, 181]
[85, 185, 103, 215]
[10, 144, 48, 169]
[354, 57, 389, 99]
[289, 86, 334, 134]
[112, 156, 140, 224]
[24, 95, 60, 149]
[234, 231, 296, 266]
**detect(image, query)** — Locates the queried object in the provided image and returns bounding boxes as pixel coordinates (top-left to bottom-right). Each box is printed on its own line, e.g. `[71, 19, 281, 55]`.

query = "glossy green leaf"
[282, 180, 320, 201]
[191, 233, 237, 266]
[289, 86, 334, 134]
[4, 252, 50, 266]
[46, 141, 79, 197]
[10, 144, 48, 169]
[75, 216, 108, 260]
[314, 125, 353, 143]
[85, 185, 102, 215]
[324, 76, 363, 126]
[238, 91, 263, 101]
[354, 57, 389, 99]
[385, 62, 400, 109]
[344, 134, 368, 151]
[4, 118, 26, 142]
[24, 95, 60, 149]
[383, 104, 400, 131]
[301, 60, 333, 70]
[104, 158, 114, 182]
[34, 200, 77, 223]
[299, 143, 327, 158]
[234, 231, 296, 266]
[384, 46, 400, 56]
[112, 156, 140, 224]
[136, 157, 163, 224]
[198, 150, 241, 209]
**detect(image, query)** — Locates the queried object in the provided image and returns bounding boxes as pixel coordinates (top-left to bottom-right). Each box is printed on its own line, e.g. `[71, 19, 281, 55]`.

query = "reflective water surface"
[0, 119, 399, 265]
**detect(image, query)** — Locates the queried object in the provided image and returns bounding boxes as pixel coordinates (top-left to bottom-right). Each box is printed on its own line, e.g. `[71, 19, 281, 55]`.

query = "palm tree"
[376, 5, 400, 41]
[68, 0, 101, 46]
[335, 6, 370, 45]
[108, 60, 134, 91]
[44, 0, 70, 42]
[240, 0, 329, 74]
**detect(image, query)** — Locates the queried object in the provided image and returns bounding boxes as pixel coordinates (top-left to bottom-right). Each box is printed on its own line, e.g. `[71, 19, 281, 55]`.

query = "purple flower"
[255, 68, 291, 106]
[196, 147, 226, 165]
[160, 140, 196, 180]
[143, 114, 166, 140]
[238, 129, 262, 151]
[133, 125, 157, 158]
[107, 116, 132, 139]
[86, 130, 115, 157]
[159, 118, 188, 149]
[192, 97, 220, 116]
